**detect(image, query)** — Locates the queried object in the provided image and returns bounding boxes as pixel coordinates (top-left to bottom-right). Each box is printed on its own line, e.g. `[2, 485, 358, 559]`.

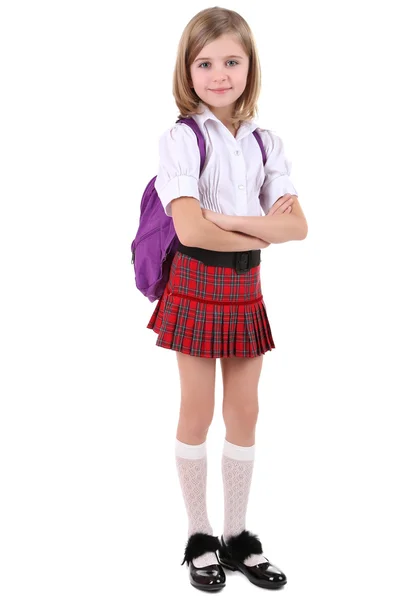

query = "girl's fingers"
[278, 200, 292, 213]
[276, 194, 293, 210]
[267, 194, 294, 216]
[279, 193, 293, 205]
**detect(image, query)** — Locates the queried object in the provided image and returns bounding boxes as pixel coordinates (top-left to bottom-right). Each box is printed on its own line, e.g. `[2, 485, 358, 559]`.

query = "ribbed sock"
[175, 439, 218, 568]
[222, 439, 268, 567]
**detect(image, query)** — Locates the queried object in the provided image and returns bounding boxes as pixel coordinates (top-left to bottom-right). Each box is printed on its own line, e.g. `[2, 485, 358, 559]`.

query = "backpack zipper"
[131, 226, 160, 263]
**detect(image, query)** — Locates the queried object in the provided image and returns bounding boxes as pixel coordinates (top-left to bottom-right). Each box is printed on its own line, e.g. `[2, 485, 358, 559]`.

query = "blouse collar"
[193, 101, 259, 139]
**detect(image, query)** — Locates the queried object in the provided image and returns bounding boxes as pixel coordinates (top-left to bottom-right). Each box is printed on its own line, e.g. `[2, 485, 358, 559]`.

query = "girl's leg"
[220, 355, 268, 566]
[175, 351, 217, 568]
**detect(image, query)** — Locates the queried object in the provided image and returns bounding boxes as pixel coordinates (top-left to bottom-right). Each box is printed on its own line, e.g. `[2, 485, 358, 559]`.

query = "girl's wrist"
[220, 214, 234, 231]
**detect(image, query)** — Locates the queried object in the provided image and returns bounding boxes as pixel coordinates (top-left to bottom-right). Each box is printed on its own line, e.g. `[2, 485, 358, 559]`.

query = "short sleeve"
[258, 130, 298, 215]
[154, 123, 201, 217]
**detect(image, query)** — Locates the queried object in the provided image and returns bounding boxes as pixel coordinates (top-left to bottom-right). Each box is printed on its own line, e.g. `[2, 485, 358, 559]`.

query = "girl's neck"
[224, 120, 240, 138]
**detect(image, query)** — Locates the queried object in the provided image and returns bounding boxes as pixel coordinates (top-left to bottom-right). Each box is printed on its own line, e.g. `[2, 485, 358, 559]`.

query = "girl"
[146, 7, 307, 592]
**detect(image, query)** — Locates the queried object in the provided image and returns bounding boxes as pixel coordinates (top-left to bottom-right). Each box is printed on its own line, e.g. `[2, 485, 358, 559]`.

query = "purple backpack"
[131, 117, 267, 302]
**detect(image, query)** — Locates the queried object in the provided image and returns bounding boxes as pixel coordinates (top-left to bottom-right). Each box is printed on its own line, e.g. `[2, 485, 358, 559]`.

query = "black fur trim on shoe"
[181, 533, 222, 566]
[222, 530, 263, 562]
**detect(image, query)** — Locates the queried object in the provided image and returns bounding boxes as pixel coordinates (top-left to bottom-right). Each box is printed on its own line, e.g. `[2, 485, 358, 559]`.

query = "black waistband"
[176, 242, 261, 274]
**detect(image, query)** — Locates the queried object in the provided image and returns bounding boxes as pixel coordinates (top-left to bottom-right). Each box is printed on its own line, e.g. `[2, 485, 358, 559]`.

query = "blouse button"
[238, 184, 245, 190]
[234, 150, 240, 156]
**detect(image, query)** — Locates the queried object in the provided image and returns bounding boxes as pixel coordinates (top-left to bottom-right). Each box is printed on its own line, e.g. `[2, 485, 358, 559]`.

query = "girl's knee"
[178, 404, 214, 438]
[222, 400, 259, 426]
[177, 416, 212, 445]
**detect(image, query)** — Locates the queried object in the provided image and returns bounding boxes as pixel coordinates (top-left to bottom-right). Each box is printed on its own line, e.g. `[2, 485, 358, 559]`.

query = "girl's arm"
[203, 196, 308, 244]
[186, 217, 270, 251]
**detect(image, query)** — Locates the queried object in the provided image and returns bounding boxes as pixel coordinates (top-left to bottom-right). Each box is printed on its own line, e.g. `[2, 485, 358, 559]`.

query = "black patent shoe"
[218, 530, 287, 589]
[181, 533, 226, 592]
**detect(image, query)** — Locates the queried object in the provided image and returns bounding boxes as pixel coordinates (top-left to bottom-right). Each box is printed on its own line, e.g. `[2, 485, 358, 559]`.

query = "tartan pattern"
[146, 251, 275, 358]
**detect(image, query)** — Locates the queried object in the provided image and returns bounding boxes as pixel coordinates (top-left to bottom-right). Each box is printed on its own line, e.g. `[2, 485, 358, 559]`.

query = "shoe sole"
[219, 557, 287, 589]
[190, 581, 226, 592]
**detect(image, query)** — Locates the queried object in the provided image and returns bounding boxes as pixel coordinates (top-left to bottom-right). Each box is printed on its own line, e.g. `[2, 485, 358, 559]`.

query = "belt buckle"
[235, 251, 251, 274]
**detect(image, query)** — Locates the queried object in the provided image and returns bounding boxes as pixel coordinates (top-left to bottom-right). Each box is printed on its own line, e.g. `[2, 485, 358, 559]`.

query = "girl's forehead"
[194, 36, 246, 60]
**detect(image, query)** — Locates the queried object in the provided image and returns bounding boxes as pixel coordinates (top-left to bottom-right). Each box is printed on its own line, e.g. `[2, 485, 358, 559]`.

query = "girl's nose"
[212, 72, 228, 81]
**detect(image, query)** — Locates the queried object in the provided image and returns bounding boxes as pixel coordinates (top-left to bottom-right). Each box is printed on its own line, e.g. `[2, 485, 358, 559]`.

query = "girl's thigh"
[220, 355, 263, 412]
[176, 351, 217, 422]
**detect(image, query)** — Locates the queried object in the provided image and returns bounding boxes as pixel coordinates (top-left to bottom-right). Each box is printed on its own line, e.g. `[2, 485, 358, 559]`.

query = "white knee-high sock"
[222, 439, 268, 567]
[175, 439, 218, 568]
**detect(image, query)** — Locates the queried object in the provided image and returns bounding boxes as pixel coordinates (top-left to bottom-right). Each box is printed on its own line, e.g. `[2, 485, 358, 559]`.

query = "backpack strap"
[252, 129, 267, 166]
[176, 118, 206, 175]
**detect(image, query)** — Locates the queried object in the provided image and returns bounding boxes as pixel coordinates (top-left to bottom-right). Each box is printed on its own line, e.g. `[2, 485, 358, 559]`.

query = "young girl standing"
[146, 7, 307, 592]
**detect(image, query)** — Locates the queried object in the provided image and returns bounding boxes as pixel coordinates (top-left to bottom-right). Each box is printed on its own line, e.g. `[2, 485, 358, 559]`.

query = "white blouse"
[154, 101, 298, 218]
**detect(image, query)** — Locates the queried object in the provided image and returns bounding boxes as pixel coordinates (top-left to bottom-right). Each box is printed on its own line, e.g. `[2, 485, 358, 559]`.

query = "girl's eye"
[198, 60, 238, 68]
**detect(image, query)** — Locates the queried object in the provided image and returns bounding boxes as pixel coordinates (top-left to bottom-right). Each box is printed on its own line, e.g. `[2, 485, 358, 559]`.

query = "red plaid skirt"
[146, 250, 275, 358]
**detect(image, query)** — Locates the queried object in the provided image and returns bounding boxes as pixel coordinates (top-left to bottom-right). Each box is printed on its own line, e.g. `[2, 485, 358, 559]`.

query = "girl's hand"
[201, 208, 217, 223]
[267, 193, 294, 216]
[202, 208, 230, 229]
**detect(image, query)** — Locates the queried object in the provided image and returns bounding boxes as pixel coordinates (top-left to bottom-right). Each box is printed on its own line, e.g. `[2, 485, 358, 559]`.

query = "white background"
[1, 1, 399, 598]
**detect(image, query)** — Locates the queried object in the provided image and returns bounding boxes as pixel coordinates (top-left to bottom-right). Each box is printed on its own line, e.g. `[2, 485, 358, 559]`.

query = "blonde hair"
[173, 7, 262, 128]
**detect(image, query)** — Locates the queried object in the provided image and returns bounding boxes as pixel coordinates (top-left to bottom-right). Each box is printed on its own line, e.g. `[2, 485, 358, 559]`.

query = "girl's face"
[190, 34, 249, 112]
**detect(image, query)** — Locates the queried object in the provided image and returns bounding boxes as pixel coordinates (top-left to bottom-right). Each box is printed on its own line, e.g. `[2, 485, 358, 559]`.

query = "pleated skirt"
[146, 249, 275, 358]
